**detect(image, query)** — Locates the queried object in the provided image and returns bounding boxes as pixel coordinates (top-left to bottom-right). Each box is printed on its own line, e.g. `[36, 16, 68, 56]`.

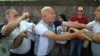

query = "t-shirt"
[86, 20, 100, 56]
[34, 20, 55, 56]
[70, 15, 88, 24]
[56, 25, 67, 44]
[0, 38, 13, 56]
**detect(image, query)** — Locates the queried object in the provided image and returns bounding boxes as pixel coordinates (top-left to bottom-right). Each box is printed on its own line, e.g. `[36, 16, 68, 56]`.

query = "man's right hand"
[22, 12, 30, 20]
[19, 30, 29, 38]
[69, 28, 92, 41]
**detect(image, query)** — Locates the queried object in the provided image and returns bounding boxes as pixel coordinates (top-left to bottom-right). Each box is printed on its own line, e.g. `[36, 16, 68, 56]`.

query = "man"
[69, 6, 88, 56]
[2, 9, 35, 56]
[70, 6, 100, 56]
[34, 6, 89, 56]
[84, 6, 100, 56]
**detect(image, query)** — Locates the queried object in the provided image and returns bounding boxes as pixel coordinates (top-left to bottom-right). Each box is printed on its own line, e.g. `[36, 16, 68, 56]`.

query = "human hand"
[69, 28, 92, 40]
[19, 30, 29, 38]
[22, 12, 30, 20]
[85, 25, 92, 30]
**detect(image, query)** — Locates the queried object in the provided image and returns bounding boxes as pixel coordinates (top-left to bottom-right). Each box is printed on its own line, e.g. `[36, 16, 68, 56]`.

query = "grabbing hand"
[68, 28, 92, 41]
[22, 12, 30, 20]
[19, 30, 29, 38]
[85, 25, 92, 30]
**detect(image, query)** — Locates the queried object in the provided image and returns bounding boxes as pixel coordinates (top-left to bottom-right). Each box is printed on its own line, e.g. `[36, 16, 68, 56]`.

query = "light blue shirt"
[87, 20, 100, 56]
[34, 20, 55, 56]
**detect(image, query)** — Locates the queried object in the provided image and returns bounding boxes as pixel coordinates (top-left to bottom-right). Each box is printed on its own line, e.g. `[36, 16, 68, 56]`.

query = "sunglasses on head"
[77, 10, 83, 12]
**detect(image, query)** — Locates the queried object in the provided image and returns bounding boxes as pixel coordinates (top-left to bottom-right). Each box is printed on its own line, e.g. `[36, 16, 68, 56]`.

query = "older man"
[2, 9, 35, 56]
[34, 6, 88, 56]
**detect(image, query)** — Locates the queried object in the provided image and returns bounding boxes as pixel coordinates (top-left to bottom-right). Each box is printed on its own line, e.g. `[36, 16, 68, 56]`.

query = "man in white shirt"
[34, 6, 89, 56]
[2, 9, 35, 56]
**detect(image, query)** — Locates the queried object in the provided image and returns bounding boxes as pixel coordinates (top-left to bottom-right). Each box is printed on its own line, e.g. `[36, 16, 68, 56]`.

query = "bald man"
[34, 6, 88, 56]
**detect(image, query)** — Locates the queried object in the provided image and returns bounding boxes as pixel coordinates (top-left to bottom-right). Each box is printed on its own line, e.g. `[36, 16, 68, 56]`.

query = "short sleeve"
[87, 21, 95, 26]
[85, 21, 95, 32]
[35, 24, 48, 36]
[20, 21, 34, 32]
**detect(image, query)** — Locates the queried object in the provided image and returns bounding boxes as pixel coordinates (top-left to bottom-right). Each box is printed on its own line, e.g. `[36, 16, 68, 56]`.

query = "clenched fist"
[19, 30, 29, 38]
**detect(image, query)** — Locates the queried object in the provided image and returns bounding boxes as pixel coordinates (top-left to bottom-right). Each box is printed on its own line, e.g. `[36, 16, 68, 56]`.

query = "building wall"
[0, 6, 97, 24]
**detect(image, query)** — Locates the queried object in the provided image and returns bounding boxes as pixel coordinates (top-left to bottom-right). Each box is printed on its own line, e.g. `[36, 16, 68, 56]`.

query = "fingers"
[20, 30, 30, 38]
[22, 12, 30, 19]
[81, 32, 92, 41]
[68, 27, 79, 33]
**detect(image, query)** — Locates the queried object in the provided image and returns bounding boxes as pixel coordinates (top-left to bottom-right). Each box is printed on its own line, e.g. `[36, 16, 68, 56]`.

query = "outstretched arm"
[62, 21, 92, 30]
[83, 32, 100, 43]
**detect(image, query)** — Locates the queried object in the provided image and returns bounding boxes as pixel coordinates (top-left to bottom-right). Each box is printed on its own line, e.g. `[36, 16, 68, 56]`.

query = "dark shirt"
[54, 19, 62, 33]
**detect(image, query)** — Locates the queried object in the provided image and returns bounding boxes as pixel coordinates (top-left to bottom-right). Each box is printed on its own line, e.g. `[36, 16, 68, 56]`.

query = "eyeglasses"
[77, 10, 83, 12]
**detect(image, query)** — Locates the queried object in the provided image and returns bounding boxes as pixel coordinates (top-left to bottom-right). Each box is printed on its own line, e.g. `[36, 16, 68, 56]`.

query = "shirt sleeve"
[85, 21, 95, 32]
[35, 24, 48, 36]
[20, 21, 34, 32]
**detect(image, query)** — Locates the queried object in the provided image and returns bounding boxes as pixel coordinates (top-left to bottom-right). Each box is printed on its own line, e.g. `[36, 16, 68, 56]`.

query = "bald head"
[41, 6, 56, 24]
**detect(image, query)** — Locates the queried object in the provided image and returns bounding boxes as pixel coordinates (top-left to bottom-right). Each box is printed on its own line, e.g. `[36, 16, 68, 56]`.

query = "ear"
[43, 14, 47, 19]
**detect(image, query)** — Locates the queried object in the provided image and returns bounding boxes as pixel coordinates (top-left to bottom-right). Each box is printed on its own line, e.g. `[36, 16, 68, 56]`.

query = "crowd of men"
[0, 6, 100, 56]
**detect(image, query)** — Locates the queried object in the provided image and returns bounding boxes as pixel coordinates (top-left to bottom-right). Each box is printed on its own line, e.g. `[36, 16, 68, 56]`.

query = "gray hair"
[41, 6, 52, 14]
[5, 9, 14, 19]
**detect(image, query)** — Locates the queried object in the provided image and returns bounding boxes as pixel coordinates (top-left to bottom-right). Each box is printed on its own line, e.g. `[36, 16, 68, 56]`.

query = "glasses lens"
[77, 10, 83, 12]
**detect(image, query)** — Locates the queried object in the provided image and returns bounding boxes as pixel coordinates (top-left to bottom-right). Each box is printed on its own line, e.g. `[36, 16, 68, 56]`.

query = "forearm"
[12, 35, 24, 48]
[55, 32, 75, 41]
[84, 32, 100, 43]
[2, 16, 24, 36]
[65, 21, 87, 29]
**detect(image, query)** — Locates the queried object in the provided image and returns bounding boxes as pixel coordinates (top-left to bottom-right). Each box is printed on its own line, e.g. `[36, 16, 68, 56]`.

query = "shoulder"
[35, 23, 48, 35]
[88, 20, 95, 26]
[70, 15, 77, 20]
[35, 23, 47, 30]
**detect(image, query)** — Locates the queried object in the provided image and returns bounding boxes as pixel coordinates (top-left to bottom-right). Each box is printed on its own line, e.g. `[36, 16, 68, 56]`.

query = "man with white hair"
[34, 6, 89, 56]
[2, 9, 35, 56]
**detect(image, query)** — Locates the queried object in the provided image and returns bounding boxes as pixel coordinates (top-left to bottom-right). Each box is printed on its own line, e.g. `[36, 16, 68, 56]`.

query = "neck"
[43, 19, 52, 25]
[77, 15, 82, 18]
